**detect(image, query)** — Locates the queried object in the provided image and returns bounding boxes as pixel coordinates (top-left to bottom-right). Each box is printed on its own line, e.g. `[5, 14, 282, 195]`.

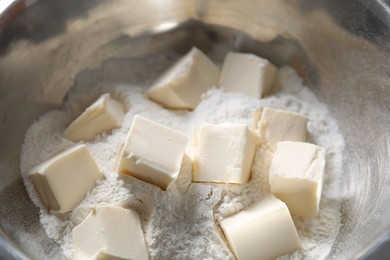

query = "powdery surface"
[20, 67, 344, 260]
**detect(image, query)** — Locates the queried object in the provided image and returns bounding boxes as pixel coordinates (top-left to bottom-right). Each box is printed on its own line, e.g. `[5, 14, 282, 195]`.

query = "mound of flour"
[20, 66, 344, 259]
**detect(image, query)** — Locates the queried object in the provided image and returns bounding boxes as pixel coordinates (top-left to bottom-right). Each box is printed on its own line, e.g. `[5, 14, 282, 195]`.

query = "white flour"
[20, 66, 344, 260]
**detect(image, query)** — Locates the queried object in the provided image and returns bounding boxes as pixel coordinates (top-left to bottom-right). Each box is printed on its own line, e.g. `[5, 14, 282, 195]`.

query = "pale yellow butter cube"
[63, 93, 125, 142]
[220, 196, 302, 260]
[255, 107, 308, 151]
[147, 47, 220, 110]
[193, 123, 257, 184]
[30, 145, 102, 213]
[72, 206, 149, 260]
[269, 141, 326, 217]
[219, 52, 276, 98]
[117, 115, 188, 190]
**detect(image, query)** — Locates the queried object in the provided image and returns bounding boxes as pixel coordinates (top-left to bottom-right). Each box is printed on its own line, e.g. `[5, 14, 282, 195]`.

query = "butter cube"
[220, 196, 302, 260]
[269, 141, 326, 217]
[147, 47, 220, 110]
[64, 93, 125, 142]
[193, 123, 257, 184]
[219, 52, 276, 98]
[30, 145, 102, 213]
[117, 115, 188, 190]
[255, 107, 308, 151]
[72, 206, 149, 260]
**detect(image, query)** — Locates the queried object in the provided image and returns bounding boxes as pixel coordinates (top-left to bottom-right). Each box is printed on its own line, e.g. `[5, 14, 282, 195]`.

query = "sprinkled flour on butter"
[20, 66, 344, 259]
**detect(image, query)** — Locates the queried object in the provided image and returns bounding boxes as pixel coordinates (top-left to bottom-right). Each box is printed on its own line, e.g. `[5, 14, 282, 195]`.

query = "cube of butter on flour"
[72, 206, 149, 260]
[219, 52, 277, 98]
[193, 123, 257, 184]
[269, 141, 326, 217]
[30, 145, 102, 213]
[255, 107, 308, 151]
[117, 115, 188, 189]
[63, 93, 125, 142]
[220, 196, 302, 260]
[147, 47, 220, 110]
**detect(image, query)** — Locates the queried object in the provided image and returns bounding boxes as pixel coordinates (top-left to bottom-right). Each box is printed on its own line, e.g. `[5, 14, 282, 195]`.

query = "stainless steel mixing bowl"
[1, 0, 389, 259]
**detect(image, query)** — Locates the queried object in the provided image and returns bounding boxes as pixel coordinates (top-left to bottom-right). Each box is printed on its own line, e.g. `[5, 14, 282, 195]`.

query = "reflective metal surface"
[1, 0, 390, 259]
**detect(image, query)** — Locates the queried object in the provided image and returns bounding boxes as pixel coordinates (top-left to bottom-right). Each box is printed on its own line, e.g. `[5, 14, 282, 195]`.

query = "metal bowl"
[0, 0, 389, 259]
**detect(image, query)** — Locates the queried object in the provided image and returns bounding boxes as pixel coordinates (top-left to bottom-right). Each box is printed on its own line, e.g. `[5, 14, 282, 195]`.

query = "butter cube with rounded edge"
[117, 115, 188, 190]
[147, 47, 220, 110]
[63, 93, 125, 142]
[220, 195, 302, 260]
[219, 52, 277, 98]
[30, 144, 102, 213]
[193, 123, 257, 184]
[254, 107, 308, 151]
[72, 206, 149, 260]
[269, 141, 326, 217]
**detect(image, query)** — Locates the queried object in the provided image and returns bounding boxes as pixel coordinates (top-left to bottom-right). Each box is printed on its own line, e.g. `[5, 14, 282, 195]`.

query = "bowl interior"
[0, 0, 390, 259]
